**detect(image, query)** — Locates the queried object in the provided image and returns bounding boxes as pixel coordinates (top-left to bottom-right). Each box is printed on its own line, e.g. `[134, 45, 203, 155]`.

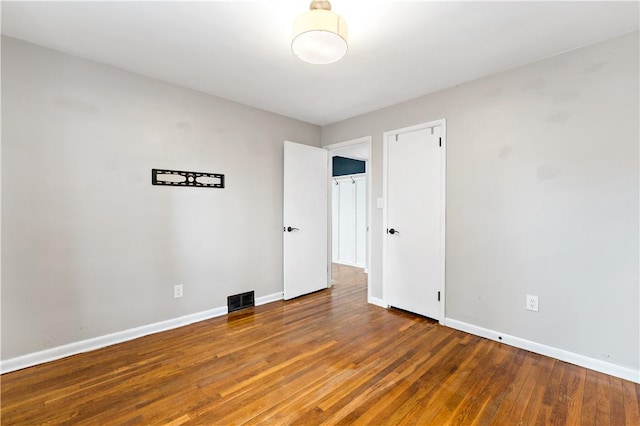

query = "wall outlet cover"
[526, 295, 538, 312]
[174, 284, 184, 299]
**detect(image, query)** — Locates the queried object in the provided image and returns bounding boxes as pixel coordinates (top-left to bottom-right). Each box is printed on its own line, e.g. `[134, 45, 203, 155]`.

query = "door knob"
[286, 226, 300, 232]
[387, 228, 399, 235]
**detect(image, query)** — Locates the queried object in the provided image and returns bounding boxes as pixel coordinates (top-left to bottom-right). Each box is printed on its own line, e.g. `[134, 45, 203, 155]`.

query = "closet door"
[355, 177, 367, 267]
[332, 183, 340, 262]
[338, 180, 356, 265]
[332, 176, 367, 268]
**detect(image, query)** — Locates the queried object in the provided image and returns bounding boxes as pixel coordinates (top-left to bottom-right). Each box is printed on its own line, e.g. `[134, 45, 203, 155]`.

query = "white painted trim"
[1, 306, 228, 374]
[255, 292, 283, 306]
[445, 318, 640, 384]
[382, 119, 447, 324]
[438, 120, 447, 324]
[1, 291, 285, 374]
[368, 296, 386, 308]
[366, 154, 372, 303]
[333, 174, 366, 181]
[325, 136, 373, 303]
[382, 133, 389, 310]
[332, 260, 366, 268]
[324, 136, 371, 151]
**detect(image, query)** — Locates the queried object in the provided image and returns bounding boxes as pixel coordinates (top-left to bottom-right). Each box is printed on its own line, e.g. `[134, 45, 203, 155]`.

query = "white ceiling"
[2, 1, 638, 126]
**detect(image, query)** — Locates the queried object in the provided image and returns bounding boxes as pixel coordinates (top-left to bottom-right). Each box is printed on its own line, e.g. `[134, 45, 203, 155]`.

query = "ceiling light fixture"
[291, 0, 348, 65]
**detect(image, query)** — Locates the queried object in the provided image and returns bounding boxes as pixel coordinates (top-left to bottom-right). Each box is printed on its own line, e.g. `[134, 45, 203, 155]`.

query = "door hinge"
[437, 291, 441, 301]
[439, 137, 442, 147]
[395, 134, 398, 141]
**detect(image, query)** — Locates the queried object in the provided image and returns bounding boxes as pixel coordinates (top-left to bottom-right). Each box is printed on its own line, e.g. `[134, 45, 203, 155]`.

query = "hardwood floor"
[2, 263, 639, 425]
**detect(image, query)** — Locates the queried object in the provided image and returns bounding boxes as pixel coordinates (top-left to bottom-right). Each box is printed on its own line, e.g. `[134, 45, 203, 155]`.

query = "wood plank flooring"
[2, 264, 639, 425]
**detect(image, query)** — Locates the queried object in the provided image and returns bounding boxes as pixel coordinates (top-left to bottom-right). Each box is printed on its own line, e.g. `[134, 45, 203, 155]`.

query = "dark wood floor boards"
[466, 345, 528, 426]
[563, 365, 587, 425]
[581, 369, 600, 426]
[1, 263, 639, 425]
[626, 380, 640, 426]
[546, 361, 576, 425]
[375, 336, 486, 425]
[347, 335, 466, 426]
[596, 372, 613, 426]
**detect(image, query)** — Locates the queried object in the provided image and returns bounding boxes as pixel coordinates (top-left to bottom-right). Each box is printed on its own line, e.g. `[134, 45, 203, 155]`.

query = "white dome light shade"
[292, 8, 348, 65]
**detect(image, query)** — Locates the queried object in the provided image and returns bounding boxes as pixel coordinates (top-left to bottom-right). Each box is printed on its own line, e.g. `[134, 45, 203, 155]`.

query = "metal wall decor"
[152, 168, 225, 188]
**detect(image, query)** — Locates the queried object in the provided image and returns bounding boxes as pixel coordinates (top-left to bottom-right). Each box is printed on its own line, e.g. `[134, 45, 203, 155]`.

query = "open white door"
[284, 141, 328, 300]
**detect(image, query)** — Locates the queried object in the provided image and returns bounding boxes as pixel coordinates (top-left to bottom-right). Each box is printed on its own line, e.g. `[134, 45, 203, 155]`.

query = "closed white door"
[331, 182, 340, 262]
[383, 122, 445, 320]
[331, 176, 367, 268]
[338, 180, 357, 264]
[355, 177, 367, 266]
[283, 141, 328, 300]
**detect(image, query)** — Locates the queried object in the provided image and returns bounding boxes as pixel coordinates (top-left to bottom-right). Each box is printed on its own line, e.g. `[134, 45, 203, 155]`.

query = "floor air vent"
[227, 291, 255, 313]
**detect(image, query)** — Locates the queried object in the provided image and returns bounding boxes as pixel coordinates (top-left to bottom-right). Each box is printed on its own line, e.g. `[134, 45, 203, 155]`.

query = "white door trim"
[382, 119, 446, 323]
[324, 136, 372, 302]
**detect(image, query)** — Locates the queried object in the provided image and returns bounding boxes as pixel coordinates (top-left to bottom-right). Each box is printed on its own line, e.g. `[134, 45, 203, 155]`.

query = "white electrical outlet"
[526, 295, 538, 312]
[174, 284, 184, 299]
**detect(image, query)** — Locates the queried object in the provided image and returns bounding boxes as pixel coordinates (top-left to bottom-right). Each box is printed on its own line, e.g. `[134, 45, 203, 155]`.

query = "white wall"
[322, 33, 639, 374]
[1, 37, 321, 360]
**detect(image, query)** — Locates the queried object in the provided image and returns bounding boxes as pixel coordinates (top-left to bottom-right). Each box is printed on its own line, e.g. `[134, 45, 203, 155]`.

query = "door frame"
[324, 136, 372, 302]
[382, 119, 446, 323]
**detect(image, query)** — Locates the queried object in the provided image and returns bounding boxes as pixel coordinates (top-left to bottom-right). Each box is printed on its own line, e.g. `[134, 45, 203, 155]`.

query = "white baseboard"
[333, 260, 366, 268]
[444, 318, 640, 384]
[1, 293, 283, 374]
[256, 291, 283, 306]
[1, 306, 228, 374]
[368, 296, 386, 308]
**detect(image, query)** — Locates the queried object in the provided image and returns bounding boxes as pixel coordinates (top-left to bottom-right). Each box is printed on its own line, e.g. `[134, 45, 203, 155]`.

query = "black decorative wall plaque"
[152, 169, 225, 188]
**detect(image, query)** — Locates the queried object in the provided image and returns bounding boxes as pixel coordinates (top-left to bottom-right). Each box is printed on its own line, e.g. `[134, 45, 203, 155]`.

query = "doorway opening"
[326, 136, 372, 301]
